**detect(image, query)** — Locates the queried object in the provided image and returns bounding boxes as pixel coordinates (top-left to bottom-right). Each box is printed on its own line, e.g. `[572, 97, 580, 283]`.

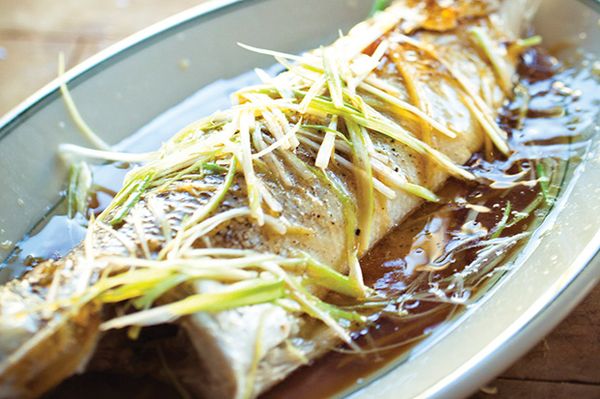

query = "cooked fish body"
[0, 0, 538, 398]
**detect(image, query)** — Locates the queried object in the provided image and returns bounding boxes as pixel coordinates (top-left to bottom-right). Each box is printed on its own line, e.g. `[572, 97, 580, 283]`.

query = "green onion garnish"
[370, 0, 391, 15]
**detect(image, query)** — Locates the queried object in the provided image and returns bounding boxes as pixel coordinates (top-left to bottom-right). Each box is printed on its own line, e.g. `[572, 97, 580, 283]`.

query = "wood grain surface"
[0, 1, 598, 398]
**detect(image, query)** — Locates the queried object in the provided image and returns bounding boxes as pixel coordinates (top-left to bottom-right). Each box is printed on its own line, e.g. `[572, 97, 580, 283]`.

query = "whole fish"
[0, 0, 539, 398]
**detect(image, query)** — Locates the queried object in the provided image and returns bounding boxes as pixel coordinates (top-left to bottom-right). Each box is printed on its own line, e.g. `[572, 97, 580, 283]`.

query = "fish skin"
[0, 0, 538, 398]
[0, 260, 101, 399]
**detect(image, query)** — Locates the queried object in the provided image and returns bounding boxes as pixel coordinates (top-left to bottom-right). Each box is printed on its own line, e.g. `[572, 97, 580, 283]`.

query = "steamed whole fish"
[0, 0, 540, 398]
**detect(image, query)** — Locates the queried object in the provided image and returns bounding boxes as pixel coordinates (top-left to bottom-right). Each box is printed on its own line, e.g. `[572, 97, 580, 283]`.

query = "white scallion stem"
[58, 52, 111, 151]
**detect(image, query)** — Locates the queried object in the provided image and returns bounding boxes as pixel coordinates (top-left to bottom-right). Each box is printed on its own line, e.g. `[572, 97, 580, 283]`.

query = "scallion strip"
[100, 279, 285, 330]
[491, 201, 511, 239]
[536, 162, 554, 206]
[110, 172, 155, 225]
[468, 27, 512, 95]
[346, 119, 374, 254]
[66, 161, 92, 219]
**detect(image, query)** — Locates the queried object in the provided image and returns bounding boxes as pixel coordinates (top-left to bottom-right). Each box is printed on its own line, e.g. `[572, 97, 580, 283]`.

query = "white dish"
[0, 0, 598, 397]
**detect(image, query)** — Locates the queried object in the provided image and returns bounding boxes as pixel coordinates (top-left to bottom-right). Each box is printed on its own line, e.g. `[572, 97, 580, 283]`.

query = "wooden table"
[0, 1, 598, 398]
